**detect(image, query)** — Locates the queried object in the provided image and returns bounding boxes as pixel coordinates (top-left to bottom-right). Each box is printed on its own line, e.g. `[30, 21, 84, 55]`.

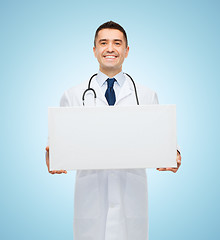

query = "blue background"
[1, 0, 219, 239]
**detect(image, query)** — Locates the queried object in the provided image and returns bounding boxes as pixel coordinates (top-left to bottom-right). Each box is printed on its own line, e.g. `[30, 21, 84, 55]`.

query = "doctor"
[45, 21, 181, 240]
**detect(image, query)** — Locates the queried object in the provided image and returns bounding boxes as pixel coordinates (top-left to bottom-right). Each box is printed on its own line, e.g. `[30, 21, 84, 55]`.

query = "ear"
[93, 46, 97, 58]
[125, 46, 129, 58]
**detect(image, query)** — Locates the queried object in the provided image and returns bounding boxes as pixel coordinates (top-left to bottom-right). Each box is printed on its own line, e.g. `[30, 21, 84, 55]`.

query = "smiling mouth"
[104, 55, 117, 59]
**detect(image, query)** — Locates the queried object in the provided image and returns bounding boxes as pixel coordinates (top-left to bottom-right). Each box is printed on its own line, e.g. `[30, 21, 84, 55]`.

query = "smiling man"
[46, 21, 181, 240]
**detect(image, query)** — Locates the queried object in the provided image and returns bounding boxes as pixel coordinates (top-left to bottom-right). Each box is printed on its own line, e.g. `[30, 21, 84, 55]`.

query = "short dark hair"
[94, 21, 128, 47]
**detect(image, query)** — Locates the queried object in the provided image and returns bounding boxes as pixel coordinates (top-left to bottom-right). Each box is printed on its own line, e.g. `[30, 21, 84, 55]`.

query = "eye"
[115, 42, 121, 46]
[100, 42, 107, 45]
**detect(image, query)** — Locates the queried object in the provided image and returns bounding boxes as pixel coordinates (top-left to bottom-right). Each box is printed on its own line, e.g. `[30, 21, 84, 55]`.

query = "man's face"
[93, 29, 129, 75]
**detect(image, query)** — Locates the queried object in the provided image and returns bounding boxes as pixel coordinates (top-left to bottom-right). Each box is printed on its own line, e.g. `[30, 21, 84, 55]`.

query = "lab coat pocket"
[124, 172, 148, 218]
[74, 173, 100, 219]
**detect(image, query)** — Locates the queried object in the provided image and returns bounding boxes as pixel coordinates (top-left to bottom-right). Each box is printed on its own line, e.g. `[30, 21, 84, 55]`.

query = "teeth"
[105, 56, 116, 59]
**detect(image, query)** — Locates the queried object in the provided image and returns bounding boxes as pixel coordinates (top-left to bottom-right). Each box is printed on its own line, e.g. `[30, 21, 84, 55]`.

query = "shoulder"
[137, 82, 159, 104]
[136, 82, 156, 96]
[60, 80, 88, 107]
[124, 75, 159, 104]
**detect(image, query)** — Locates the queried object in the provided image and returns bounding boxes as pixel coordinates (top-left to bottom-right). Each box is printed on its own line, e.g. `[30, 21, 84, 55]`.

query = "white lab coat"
[60, 74, 159, 240]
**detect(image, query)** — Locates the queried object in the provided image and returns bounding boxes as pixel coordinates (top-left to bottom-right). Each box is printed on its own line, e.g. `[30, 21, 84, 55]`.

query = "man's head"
[94, 21, 128, 47]
[93, 21, 129, 77]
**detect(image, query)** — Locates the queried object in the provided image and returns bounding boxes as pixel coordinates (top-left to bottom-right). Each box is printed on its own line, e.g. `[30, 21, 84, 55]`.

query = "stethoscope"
[82, 73, 139, 106]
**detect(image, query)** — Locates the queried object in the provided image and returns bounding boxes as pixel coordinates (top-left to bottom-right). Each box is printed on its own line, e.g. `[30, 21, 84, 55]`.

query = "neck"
[99, 67, 122, 78]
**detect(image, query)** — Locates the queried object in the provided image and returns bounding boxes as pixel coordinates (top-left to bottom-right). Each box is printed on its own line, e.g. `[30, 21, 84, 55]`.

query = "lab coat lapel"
[115, 78, 132, 105]
[91, 79, 108, 105]
[89, 74, 133, 106]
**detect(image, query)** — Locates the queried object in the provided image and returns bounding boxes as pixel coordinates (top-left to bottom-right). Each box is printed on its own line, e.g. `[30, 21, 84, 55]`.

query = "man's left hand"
[157, 151, 181, 173]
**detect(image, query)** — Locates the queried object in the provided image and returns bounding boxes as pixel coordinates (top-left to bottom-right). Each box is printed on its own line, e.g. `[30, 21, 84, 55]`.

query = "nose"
[107, 42, 114, 52]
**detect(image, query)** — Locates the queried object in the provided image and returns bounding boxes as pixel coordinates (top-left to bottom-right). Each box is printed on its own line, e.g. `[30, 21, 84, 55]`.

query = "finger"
[46, 151, 49, 160]
[157, 167, 178, 173]
[55, 170, 66, 174]
[46, 153, 50, 171]
[176, 154, 181, 166]
[163, 167, 178, 173]
[157, 168, 167, 171]
[176, 155, 181, 162]
[50, 170, 61, 174]
[171, 168, 178, 173]
[177, 157, 181, 167]
[47, 163, 50, 172]
[166, 167, 173, 170]
[167, 167, 177, 172]
[49, 170, 67, 174]
[45, 146, 49, 152]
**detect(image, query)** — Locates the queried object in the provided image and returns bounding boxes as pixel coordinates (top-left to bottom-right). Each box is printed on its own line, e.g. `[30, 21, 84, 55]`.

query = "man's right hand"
[45, 146, 67, 174]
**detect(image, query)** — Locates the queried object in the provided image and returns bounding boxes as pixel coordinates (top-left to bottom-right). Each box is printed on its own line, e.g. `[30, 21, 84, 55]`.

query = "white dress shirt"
[96, 70, 125, 100]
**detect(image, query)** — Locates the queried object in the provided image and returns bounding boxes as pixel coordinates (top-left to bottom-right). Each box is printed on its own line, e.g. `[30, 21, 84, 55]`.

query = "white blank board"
[48, 105, 177, 170]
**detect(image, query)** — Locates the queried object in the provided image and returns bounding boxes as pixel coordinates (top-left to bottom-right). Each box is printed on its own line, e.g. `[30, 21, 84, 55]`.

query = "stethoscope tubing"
[82, 73, 139, 105]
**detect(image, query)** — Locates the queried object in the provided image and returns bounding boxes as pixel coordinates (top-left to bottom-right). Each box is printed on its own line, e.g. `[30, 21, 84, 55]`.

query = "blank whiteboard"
[48, 105, 177, 170]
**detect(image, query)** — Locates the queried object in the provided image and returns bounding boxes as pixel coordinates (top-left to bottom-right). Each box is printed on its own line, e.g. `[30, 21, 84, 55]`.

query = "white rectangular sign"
[48, 105, 177, 170]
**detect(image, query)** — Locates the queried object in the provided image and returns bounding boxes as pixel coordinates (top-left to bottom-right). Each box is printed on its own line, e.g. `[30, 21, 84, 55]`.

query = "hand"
[45, 146, 67, 174]
[157, 150, 181, 173]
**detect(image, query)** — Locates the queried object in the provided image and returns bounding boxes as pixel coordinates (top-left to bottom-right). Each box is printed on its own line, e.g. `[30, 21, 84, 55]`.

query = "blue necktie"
[105, 78, 116, 105]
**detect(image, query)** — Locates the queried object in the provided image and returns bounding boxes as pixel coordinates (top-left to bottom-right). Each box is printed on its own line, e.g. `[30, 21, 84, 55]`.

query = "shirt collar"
[96, 70, 125, 87]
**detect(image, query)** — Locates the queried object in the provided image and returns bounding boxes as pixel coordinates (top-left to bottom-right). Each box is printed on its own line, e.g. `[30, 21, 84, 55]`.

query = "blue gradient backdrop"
[1, 0, 219, 239]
